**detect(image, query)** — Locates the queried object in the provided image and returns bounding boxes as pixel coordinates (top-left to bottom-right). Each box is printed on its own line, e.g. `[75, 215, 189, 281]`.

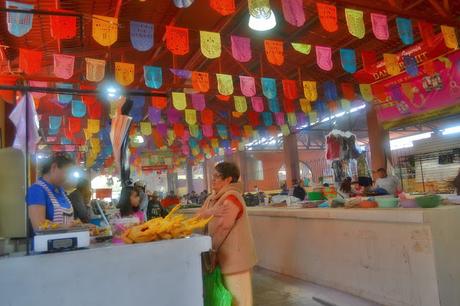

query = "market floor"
[252, 267, 381, 306]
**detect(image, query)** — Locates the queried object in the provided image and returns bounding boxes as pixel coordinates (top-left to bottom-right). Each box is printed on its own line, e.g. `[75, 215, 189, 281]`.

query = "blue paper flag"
[340, 48, 357, 73]
[61, 137, 72, 145]
[217, 124, 228, 139]
[129, 96, 145, 123]
[268, 97, 281, 112]
[189, 138, 198, 148]
[221, 140, 230, 149]
[56, 83, 73, 105]
[403, 55, 418, 77]
[261, 77, 277, 99]
[315, 98, 327, 115]
[148, 107, 161, 123]
[396, 17, 414, 45]
[6, 1, 33, 37]
[262, 112, 273, 126]
[48, 128, 59, 136]
[71, 100, 86, 118]
[130, 21, 154, 52]
[323, 81, 338, 101]
[144, 66, 162, 89]
[49, 116, 62, 130]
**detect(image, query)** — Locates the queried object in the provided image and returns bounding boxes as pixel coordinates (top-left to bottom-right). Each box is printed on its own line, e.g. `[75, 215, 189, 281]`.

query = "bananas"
[121, 205, 212, 244]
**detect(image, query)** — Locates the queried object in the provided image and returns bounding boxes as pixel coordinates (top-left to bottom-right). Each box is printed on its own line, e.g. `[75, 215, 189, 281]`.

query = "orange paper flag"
[192, 71, 210, 93]
[166, 26, 189, 55]
[264, 40, 284, 66]
[317, 2, 338, 33]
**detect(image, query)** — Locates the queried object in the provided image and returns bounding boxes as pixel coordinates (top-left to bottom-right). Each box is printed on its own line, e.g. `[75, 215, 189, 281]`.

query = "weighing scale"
[34, 227, 90, 253]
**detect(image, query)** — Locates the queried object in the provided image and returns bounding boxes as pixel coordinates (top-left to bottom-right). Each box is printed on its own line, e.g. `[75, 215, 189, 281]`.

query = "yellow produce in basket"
[122, 205, 212, 244]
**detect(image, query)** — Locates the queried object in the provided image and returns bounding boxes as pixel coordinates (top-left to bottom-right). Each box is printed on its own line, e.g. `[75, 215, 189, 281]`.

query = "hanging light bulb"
[249, 9, 277, 31]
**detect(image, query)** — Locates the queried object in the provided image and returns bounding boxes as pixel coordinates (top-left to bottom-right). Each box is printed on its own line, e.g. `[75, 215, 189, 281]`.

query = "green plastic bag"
[203, 266, 233, 306]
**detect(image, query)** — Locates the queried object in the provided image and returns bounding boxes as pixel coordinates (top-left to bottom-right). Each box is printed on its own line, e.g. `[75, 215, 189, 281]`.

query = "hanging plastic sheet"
[201, 108, 214, 125]
[85, 58, 106, 82]
[370, 13, 389, 41]
[248, 0, 271, 18]
[231, 35, 251, 62]
[341, 83, 356, 101]
[200, 31, 221, 59]
[287, 112, 297, 127]
[130, 21, 154, 51]
[251, 96, 264, 112]
[262, 112, 273, 126]
[192, 71, 210, 93]
[6, 1, 33, 37]
[170, 69, 191, 79]
[92, 15, 118, 46]
[396, 17, 414, 45]
[441, 26, 458, 49]
[216, 74, 234, 95]
[56, 83, 73, 105]
[361, 50, 377, 73]
[152, 96, 167, 109]
[191, 94, 205, 111]
[403, 55, 418, 77]
[50, 12, 76, 39]
[264, 40, 284, 66]
[247, 111, 260, 126]
[323, 80, 338, 101]
[217, 124, 228, 139]
[71, 100, 86, 118]
[202, 124, 213, 137]
[68, 117, 81, 133]
[418, 21, 435, 48]
[144, 66, 162, 89]
[291, 42, 311, 55]
[303, 81, 317, 101]
[281, 0, 305, 27]
[345, 8, 365, 39]
[283, 98, 295, 113]
[315, 46, 333, 71]
[261, 77, 277, 99]
[19, 48, 42, 75]
[166, 26, 189, 55]
[384, 53, 400, 75]
[268, 97, 280, 112]
[49, 116, 62, 130]
[148, 107, 161, 124]
[282, 80, 298, 99]
[185, 109, 197, 125]
[115, 62, 134, 86]
[172, 0, 194, 8]
[87, 119, 100, 134]
[340, 48, 357, 73]
[316, 2, 337, 32]
[167, 108, 182, 123]
[274, 112, 285, 125]
[239, 76, 256, 97]
[53, 54, 75, 79]
[300, 99, 312, 113]
[210, 0, 235, 15]
[359, 84, 373, 101]
[234, 96, 247, 113]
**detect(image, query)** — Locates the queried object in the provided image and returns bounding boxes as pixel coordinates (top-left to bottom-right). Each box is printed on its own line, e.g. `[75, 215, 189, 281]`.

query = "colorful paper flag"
[148, 107, 161, 123]
[303, 81, 317, 101]
[216, 74, 234, 95]
[275, 112, 285, 125]
[396, 17, 414, 45]
[291, 43, 311, 55]
[323, 80, 338, 101]
[85, 58, 106, 82]
[19, 49, 42, 75]
[53, 54, 75, 79]
[166, 26, 189, 55]
[115, 62, 134, 86]
[341, 83, 356, 100]
[316, 2, 338, 32]
[262, 112, 273, 126]
[92, 15, 118, 46]
[239, 76, 257, 97]
[361, 50, 377, 73]
[191, 94, 206, 111]
[268, 97, 280, 112]
[6, 1, 33, 37]
[371, 13, 389, 41]
[261, 77, 277, 99]
[315, 46, 333, 71]
[192, 71, 210, 93]
[251, 96, 264, 112]
[210, 0, 235, 16]
[172, 92, 187, 110]
[418, 21, 435, 48]
[56, 83, 73, 105]
[200, 31, 221, 59]
[359, 84, 373, 101]
[384, 53, 400, 75]
[144, 66, 162, 89]
[201, 109, 214, 125]
[50, 13, 76, 39]
[282, 80, 298, 99]
[441, 26, 458, 49]
[231, 35, 251, 62]
[152, 96, 167, 109]
[340, 48, 357, 73]
[71, 100, 86, 118]
[281, 0, 305, 27]
[185, 109, 197, 125]
[299, 99, 312, 113]
[234, 96, 247, 113]
[264, 40, 284, 66]
[403, 55, 418, 77]
[287, 113, 297, 127]
[345, 8, 365, 39]
[130, 21, 154, 51]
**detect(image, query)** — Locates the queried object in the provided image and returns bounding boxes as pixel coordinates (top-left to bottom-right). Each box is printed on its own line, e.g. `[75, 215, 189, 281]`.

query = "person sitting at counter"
[196, 162, 257, 306]
[374, 168, 401, 195]
[118, 186, 144, 223]
[26, 154, 76, 231]
[68, 178, 92, 223]
[337, 177, 353, 199]
[292, 179, 306, 201]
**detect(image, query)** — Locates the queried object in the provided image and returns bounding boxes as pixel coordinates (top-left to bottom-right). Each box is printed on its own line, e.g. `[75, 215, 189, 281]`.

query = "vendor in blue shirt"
[26, 154, 76, 231]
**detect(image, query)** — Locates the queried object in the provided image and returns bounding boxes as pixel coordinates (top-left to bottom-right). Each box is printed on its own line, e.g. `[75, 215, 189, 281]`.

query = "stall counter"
[0, 235, 211, 306]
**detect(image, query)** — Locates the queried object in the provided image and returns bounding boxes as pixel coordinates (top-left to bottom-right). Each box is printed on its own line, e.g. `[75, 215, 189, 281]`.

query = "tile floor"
[252, 267, 381, 306]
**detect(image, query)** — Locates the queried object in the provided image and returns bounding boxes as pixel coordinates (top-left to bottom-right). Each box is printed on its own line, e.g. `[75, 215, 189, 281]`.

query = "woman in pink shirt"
[118, 186, 144, 223]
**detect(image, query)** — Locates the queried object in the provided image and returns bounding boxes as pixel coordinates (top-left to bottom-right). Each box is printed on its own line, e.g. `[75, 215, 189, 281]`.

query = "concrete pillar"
[202, 162, 208, 192]
[186, 162, 193, 193]
[283, 134, 300, 187]
[203, 158, 212, 192]
[167, 172, 178, 193]
[366, 105, 390, 173]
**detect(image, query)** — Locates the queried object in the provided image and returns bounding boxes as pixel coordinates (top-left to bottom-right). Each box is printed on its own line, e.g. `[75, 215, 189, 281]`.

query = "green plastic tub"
[307, 192, 324, 201]
[415, 195, 441, 208]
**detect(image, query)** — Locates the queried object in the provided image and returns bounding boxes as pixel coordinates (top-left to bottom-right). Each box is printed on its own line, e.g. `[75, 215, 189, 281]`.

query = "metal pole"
[25, 91, 30, 255]
[419, 158, 426, 193]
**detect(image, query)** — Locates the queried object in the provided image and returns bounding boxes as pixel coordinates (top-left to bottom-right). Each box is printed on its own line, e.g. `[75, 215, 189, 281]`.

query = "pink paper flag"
[182, 145, 190, 155]
[231, 35, 251, 62]
[371, 13, 389, 41]
[53, 54, 75, 79]
[29, 81, 47, 99]
[251, 96, 265, 112]
[191, 93, 205, 111]
[239, 75, 257, 97]
[315, 46, 333, 71]
[202, 124, 214, 137]
[275, 112, 285, 125]
[281, 0, 305, 27]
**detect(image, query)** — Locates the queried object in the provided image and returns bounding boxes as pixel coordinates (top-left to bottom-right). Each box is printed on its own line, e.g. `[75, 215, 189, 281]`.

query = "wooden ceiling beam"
[427, 0, 451, 18]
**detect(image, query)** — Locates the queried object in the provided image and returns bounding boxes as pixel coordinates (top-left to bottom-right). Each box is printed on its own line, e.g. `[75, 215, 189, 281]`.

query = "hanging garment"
[326, 135, 341, 160]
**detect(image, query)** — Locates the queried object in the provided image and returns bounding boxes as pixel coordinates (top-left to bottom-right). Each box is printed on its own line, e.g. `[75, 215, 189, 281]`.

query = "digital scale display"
[47, 238, 77, 252]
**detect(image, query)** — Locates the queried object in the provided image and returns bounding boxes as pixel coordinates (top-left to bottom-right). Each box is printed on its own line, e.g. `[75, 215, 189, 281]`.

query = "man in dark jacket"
[292, 179, 306, 201]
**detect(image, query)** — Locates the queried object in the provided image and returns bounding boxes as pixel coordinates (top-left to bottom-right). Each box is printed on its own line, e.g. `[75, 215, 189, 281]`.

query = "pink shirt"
[133, 211, 145, 223]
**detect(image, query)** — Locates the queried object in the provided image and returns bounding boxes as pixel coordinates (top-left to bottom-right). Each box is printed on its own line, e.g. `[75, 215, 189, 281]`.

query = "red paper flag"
[173, 123, 185, 138]
[423, 61, 436, 76]
[283, 99, 296, 113]
[418, 21, 435, 48]
[316, 2, 338, 33]
[19, 48, 42, 75]
[166, 26, 189, 55]
[50, 12, 77, 39]
[80, 85, 97, 106]
[201, 108, 214, 125]
[152, 96, 167, 109]
[210, 0, 235, 16]
[371, 83, 388, 101]
[282, 80, 298, 99]
[88, 102, 102, 119]
[216, 94, 231, 101]
[230, 124, 241, 137]
[248, 111, 260, 126]
[341, 83, 356, 100]
[361, 50, 377, 73]
[152, 128, 164, 148]
[68, 117, 81, 133]
[264, 40, 284, 66]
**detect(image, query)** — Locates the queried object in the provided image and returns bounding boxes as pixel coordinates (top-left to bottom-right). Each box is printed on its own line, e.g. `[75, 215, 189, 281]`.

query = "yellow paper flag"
[115, 62, 134, 86]
[211, 138, 219, 149]
[359, 84, 373, 101]
[291, 43, 311, 55]
[401, 83, 414, 101]
[189, 124, 199, 137]
[441, 26, 458, 49]
[345, 8, 365, 39]
[234, 96, 247, 113]
[287, 113, 297, 127]
[167, 129, 175, 145]
[92, 15, 118, 47]
[83, 129, 91, 140]
[87, 119, 100, 134]
[340, 99, 351, 111]
[308, 112, 318, 124]
[243, 125, 253, 137]
[185, 109, 197, 125]
[303, 81, 317, 101]
[200, 31, 221, 59]
[300, 99, 312, 113]
[384, 53, 400, 75]
[172, 92, 187, 110]
[216, 74, 234, 95]
[90, 138, 100, 154]
[280, 124, 290, 136]
[140, 122, 152, 136]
